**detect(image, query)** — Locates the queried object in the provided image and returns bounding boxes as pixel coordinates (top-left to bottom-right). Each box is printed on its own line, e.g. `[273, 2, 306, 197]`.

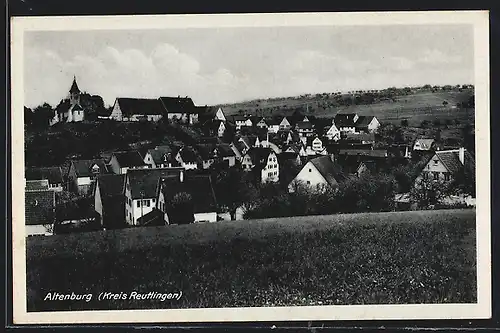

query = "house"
[175, 146, 201, 170]
[109, 98, 165, 122]
[67, 159, 110, 194]
[159, 96, 199, 124]
[25, 189, 56, 236]
[325, 122, 341, 141]
[25, 179, 50, 192]
[124, 167, 185, 225]
[93, 174, 126, 229]
[335, 150, 389, 174]
[156, 174, 218, 224]
[284, 143, 307, 157]
[295, 121, 315, 137]
[279, 117, 292, 130]
[203, 119, 226, 138]
[413, 138, 436, 151]
[229, 141, 245, 162]
[232, 115, 253, 130]
[417, 147, 475, 183]
[334, 113, 359, 133]
[109, 151, 148, 174]
[344, 132, 376, 144]
[255, 117, 269, 129]
[196, 144, 217, 170]
[25, 167, 64, 191]
[311, 136, 326, 153]
[199, 106, 226, 123]
[143, 146, 177, 169]
[355, 116, 380, 133]
[215, 143, 237, 167]
[267, 118, 281, 134]
[241, 147, 279, 183]
[288, 155, 345, 193]
[53, 76, 86, 124]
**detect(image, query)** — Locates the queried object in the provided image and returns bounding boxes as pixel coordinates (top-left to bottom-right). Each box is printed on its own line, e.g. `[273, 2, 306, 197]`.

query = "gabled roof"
[116, 98, 166, 117]
[160, 175, 217, 213]
[355, 116, 377, 128]
[296, 121, 314, 130]
[216, 143, 236, 158]
[146, 146, 174, 165]
[159, 96, 197, 114]
[309, 156, 346, 186]
[97, 174, 125, 197]
[112, 151, 146, 168]
[344, 132, 376, 142]
[25, 180, 50, 191]
[231, 115, 250, 122]
[25, 167, 64, 184]
[334, 113, 358, 127]
[71, 159, 109, 178]
[178, 146, 201, 163]
[25, 190, 55, 225]
[246, 147, 275, 169]
[127, 167, 184, 199]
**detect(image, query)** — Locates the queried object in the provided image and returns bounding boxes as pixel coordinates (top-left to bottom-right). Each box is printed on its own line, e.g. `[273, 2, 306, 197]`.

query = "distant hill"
[218, 86, 475, 127]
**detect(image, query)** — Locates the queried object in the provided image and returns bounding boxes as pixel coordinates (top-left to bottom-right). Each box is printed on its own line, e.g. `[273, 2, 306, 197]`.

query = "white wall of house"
[194, 212, 217, 223]
[280, 118, 291, 129]
[368, 118, 380, 132]
[125, 177, 157, 226]
[94, 181, 103, 223]
[110, 100, 123, 121]
[144, 153, 156, 168]
[419, 155, 453, 181]
[261, 152, 279, 183]
[218, 122, 225, 137]
[340, 126, 356, 133]
[241, 154, 253, 171]
[288, 161, 331, 192]
[312, 138, 323, 151]
[326, 124, 341, 141]
[268, 125, 280, 133]
[26, 224, 53, 237]
[77, 176, 91, 186]
[223, 156, 236, 167]
[72, 109, 85, 122]
[168, 113, 188, 123]
[215, 108, 226, 122]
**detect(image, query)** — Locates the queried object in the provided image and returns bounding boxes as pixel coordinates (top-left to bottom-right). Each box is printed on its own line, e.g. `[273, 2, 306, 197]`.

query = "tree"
[410, 176, 452, 208]
[169, 192, 195, 224]
[24, 107, 33, 127]
[401, 119, 409, 127]
[442, 100, 449, 106]
[32, 103, 54, 129]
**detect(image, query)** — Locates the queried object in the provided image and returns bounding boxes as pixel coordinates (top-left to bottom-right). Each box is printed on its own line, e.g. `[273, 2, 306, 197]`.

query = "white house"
[288, 155, 345, 192]
[325, 122, 341, 141]
[334, 113, 359, 133]
[355, 116, 380, 133]
[25, 167, 64, 192]
[67, 159, 110, 194]
[241, 147, 279, 183]
[160, 96, 199, 124]
[175, 146, 201, 170]
[124, 167, 185, 225]
[143, 146, 176, 169]
[109, 151, 149, 175]
[53, 76, 86, 124]
[279, 117, 292, 130]
[109, 98, 165, 122]
[413, 138, 436, 151]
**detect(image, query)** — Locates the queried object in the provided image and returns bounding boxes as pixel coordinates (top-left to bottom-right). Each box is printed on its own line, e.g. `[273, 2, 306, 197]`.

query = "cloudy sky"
[24, 24, 473, 108]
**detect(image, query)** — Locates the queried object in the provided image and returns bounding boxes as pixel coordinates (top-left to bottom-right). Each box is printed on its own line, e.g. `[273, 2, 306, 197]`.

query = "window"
[306, 181, 311, 185]
[309, 168, 312, 172]
[434, 160, 439, 165]
[444, 173, 451, 181]
[433, 172, 439, 180]
[129, 213, 131, 221]
[143, 200, 150, 207]
[137, 201, 140, 208]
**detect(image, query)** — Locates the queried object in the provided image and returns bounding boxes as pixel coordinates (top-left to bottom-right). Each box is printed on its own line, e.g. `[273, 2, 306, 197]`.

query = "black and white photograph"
[11, 11, 491, 324]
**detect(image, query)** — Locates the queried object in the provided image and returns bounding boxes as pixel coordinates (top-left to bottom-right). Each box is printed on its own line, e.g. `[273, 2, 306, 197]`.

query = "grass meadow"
[26, 209, 476, 311]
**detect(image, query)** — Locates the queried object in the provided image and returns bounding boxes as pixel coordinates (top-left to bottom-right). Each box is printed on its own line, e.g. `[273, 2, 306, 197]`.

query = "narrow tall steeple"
[69, 75, 81, 106]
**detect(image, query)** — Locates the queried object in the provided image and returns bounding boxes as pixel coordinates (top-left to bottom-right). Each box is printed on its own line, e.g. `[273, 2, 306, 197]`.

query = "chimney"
[179, 169, 184, 182]
[459, 147, 465, 165]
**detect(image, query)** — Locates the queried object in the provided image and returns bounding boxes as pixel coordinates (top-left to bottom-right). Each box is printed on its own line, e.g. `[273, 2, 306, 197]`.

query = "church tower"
[69, 75, 81, 106]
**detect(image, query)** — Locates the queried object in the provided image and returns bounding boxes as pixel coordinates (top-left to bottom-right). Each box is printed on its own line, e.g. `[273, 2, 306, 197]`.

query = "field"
[26, 209, 476, 312]
[220, 90, 475, 127]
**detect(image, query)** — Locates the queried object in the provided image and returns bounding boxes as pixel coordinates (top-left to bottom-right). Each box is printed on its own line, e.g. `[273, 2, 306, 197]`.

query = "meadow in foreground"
[26, 209, 476, 311]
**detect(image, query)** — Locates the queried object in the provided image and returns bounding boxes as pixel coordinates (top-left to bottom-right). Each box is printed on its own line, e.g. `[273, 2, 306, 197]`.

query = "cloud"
[418, 49, 463, 65]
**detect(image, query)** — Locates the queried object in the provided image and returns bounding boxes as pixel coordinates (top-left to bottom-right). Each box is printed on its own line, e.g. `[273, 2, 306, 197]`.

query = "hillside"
[27, 209, 476, 311]
[219, 88, 475, 127]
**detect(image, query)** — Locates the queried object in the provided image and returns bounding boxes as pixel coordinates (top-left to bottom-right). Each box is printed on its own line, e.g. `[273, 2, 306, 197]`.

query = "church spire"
[69, 75, 80, 94]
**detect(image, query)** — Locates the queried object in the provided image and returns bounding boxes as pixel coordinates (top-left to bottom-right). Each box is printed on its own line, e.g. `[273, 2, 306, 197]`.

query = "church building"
[53, 76, 86, 124]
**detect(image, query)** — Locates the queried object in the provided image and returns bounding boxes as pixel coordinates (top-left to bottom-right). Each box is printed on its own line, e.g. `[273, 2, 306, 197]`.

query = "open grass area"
[26, 209, 476, 311]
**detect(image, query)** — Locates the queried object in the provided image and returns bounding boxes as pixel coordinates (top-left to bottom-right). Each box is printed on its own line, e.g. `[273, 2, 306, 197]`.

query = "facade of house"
[288, 155, 345, 192]
[143, 146, 176, 169]
[175, 146, 201, 170]
[417, 147, 473, 183]
[256, 118, 269, 129]
[232, 115, 253, 130]
[325, 123, 341, 141]
[355, 116, 380, 133]
[25, 189, 56, 236]
[296, 121, 315, 137]
[67, 159, 110, 194]
[109, 151, 148, 175]
[334, 113, 359, 133]
[159, 96, 199, 124]
[267, 119, 281, 134]
[124, 167, 185, 225]
[241, 148, 279, 183]
[279, 117, 292, 130]
[25, 167, 64, 191]
[109, 98, 165, 122]
[94, 174, 126, 229]
[413, 138, 436, 151]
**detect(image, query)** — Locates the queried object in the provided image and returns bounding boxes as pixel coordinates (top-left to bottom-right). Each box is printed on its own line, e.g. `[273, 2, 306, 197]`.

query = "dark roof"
[25, 190, 55, 225]
[116, 98, 166, 117]
[159, 96, 197, 114]
[71, 159, 109, 178]
[278, 151, 299, 162]
[112, 151, 146, 168]
[216, 143, 236, 158]
[196, 144, 215, 160]
[160, 175, 217, 213]
[147, 146, 174, 164]
[97, 174, 125, 197]
[127, 167, 184, 199]
[69, 77, 80, 93]
[231, 115, 249, 122]
[334, 113, 358, 127]
[178, 146, 201, 163]
[355, 116, 376, 128]
[435, 150, 470, 174]
[309, 156, 346, 186]
[246, 147, 275, 169]
[25, 180, 50, 191]
[137, 208, 164, 226]
[296, 121, 314, 130]
[72, 104, 84, 111]
[338, 149, 388, 158]
[344, 132, 376, 142]
[25, 167, 63, 184]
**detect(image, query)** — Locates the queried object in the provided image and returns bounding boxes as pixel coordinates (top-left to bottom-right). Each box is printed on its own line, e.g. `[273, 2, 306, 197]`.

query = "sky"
[24, 24, 474, 108]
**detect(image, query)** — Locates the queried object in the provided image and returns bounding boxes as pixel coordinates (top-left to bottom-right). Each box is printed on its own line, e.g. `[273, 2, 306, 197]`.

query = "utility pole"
[140, 190, 144, 225]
